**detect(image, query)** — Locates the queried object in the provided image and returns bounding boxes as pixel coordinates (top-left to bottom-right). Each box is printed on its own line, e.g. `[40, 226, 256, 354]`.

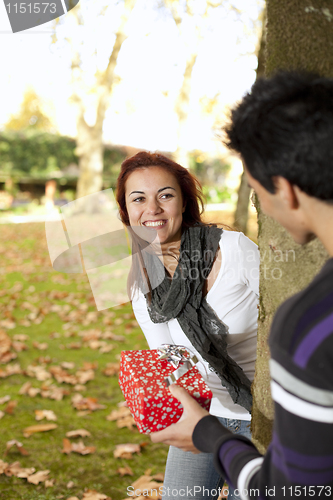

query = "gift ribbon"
[157, 344, 199, 387]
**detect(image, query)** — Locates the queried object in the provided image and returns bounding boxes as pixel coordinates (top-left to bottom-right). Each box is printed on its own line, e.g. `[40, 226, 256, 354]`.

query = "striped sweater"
[194, 258, 333, 499]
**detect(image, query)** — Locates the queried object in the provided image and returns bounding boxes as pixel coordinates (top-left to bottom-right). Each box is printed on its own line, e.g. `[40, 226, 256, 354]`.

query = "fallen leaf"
[5, 400, 17, 414]
[62, 438, 73, 454]
[66, 429, 91, 438]
[0, 395, 11, 404]
[106, 407, 136, 430]
[99, 345, 114, 354]
[72, 395, 106, 411]
[33, 342, 49, 351]
[27, 469, 50, 484]
[67, 480, 74, 488]
[102, 363, 120, 376]
[13, 334, 28, 341]
[0, 411, 4, 419]
[45, 478, 55, 487]
[23, 423, 58, 438]
[61, 362, 75, 370]
[5, 440, 29, 456]
[102, 332, 125, 341]
[117, 465, 133, 476]
[35, 409, 57, 421]
[16, 466, 36, 478]
[62, 438, 96, 455]
[114, 443, 141, 459]
[0, 460, 8, 473]
[12, 341, 27, 352]
[82, 490, 111, 500]
[4, 461, 22, 477]
[26, 364, 52, 381]
[75, 369, 94, 384]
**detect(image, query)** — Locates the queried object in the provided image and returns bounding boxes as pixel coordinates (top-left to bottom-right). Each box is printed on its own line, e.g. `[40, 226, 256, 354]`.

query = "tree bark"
[251, 0, 333, 453]
[233, 6, 266, 234]
[71, 0, 136, 199]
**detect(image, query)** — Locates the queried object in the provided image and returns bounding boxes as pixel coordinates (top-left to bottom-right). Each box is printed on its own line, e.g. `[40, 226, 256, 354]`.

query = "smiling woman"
[115, 151, 260, 500]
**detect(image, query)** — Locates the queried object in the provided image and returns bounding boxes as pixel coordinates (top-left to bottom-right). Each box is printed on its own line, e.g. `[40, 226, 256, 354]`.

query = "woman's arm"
[237, 232, 260, 296]
[131, 290, 173, 349]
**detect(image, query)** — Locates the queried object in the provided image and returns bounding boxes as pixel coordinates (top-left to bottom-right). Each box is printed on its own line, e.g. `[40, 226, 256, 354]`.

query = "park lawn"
[0, 223, 168, 500]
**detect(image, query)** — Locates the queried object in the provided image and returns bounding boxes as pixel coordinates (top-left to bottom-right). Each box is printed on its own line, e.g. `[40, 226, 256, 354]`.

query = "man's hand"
[150, 384, 209, 453]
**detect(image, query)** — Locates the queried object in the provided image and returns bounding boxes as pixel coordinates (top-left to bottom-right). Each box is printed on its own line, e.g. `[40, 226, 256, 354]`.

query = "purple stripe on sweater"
[293, 311, 333, 368]
[290, 291, 333, 351]
[272, 432, 333, 469]
[220, 440, 253, 470]
[272, 451, 333, 485]
[219, 440, 254, 485]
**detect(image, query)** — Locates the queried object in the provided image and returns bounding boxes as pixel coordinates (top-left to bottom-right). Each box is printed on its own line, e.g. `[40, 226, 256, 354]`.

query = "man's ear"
[273, 176, 299, 209]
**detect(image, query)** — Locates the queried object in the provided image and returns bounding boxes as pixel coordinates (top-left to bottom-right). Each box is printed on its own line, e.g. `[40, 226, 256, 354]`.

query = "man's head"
[225, 71, 333, 201]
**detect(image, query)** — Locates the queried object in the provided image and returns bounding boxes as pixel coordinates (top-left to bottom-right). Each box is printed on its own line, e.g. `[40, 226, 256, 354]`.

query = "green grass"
[0, 223, 168, 500]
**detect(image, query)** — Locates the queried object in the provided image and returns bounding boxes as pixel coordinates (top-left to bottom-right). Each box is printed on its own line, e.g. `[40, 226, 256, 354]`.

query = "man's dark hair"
[225, 71, 333, 200]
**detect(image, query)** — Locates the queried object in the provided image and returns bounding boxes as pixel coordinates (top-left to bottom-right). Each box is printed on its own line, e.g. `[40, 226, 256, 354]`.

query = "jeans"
[162, 417, 251, 500]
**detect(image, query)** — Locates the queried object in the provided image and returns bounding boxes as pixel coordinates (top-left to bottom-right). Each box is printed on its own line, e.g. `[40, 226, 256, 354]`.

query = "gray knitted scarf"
[145, 224, 253, 412]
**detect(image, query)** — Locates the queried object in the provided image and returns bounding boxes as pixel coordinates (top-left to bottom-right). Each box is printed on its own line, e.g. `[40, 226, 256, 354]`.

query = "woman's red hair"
[116, 151, 205, 227]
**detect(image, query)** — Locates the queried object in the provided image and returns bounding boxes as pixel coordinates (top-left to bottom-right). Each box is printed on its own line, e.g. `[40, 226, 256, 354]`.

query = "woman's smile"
[125, 166, 185, 245]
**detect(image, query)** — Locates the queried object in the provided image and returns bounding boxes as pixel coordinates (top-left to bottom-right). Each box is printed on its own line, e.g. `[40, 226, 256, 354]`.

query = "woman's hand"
[150, 384, 209, 453]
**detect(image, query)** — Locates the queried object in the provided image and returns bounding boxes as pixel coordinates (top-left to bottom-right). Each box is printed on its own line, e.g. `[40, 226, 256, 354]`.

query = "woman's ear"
[182, 202, 186, 213]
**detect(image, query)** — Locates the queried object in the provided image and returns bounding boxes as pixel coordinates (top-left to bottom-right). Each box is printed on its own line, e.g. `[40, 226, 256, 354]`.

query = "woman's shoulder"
[221, 229, 257, 249]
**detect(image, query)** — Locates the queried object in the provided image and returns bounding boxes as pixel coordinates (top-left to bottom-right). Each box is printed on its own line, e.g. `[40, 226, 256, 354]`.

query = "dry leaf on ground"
[4, 400, 17, 414]
[66, 429, 91, 438]
[5, 440, 29, 456]
[16, 467, 36, 478]
[129, 472, 164, 499]
[0, 460, 8, 474]
[106, 407, 136, 430]
[113, 443, 141, 459]
[62, 438, 96, 455]
[32, 342, 48, 350]
[3, 461, 22, 477]
[72, 394, 106, 411]
[27, 469, 50, 484]
[0, 395, 11, 404]
[35, 409, 57, 421]
[82, 490, 111, 500]
[23, 423, 58, 438]
[117, 465, 133, 476]
[102, 363, 120, 376]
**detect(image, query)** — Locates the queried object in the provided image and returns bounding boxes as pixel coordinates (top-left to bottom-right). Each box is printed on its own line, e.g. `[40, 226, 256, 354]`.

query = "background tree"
[251, 0, 333, 453]
[233, 5, 266, 234]
[62, 0, 136, 199]
[5, 87, 54, 132]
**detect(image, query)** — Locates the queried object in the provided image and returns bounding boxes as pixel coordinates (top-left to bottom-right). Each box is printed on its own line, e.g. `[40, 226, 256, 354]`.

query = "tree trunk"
[233, 6, 266, 234]
[72, 0, 136, 199]
[76, 118, 104, 198]
[251, 0, 333, 453]
[174, 52, 197, 168]
[233, 172, 252, 233]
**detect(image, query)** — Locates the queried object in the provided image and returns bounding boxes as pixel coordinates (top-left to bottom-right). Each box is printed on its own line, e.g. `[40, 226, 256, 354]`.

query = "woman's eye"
[161, 193, 173, 199]
[133, 197, 144, 202]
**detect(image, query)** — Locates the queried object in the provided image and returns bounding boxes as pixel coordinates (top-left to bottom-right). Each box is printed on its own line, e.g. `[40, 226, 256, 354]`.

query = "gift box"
[118, 346, 212, 434]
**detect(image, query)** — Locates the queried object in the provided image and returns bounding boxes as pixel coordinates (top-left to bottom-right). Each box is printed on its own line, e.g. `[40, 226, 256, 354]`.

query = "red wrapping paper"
[119, 349, 212, 434]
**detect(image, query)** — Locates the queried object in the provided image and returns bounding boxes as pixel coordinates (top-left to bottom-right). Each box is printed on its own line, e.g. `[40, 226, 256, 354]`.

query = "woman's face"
[125, 166, 185, 246]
